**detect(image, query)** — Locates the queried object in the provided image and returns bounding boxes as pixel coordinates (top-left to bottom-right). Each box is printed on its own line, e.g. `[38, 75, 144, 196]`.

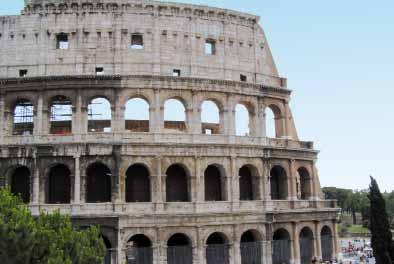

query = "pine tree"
[368, 176, 394, 264]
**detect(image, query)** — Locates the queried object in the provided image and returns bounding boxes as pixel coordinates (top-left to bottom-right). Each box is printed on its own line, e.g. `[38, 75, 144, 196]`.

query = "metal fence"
[321, 235, 333, 261]
[206, 244, 230, 264]
[167, 245, 193, 264]
[272, 240, 291, 264]
[300, 238, 313, 264]
[240, 241, 262, 264]
[126, 247, 153, 264]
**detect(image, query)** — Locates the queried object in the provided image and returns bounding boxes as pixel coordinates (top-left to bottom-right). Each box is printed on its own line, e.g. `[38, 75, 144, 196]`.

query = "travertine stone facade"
[0, 1, 339, 264]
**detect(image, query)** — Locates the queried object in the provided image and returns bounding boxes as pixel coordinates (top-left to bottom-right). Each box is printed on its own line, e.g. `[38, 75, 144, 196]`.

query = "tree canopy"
[0, 188, 106, 264]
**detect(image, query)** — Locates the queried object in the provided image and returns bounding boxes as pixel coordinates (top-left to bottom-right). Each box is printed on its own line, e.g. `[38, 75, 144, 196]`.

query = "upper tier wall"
[0, 0, 282, 87]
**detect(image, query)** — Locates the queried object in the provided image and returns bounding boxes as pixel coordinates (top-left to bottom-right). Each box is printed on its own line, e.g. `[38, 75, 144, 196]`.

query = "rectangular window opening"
[19, 69, 28, 77]
[205, 39, 216, 55]
[96, 67, 104, 75]
[56, 33, 69, 50]
[130, 34, 144, 49]
[240, 74, 247, 82]
[173, 69, 181, 77]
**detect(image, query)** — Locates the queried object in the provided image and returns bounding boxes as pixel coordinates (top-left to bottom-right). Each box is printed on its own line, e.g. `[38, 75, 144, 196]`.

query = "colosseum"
[0, 0, 340, 263]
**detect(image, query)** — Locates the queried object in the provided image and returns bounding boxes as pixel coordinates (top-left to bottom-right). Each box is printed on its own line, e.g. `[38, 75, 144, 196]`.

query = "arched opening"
[49, 96, 72, 135]
[201, 100, 220, 135]
[321, 226, 333, 262]
[298, 168, 312, 200]
[240, 230, 262, 264]
[265, 105, 283, 138]
[13, 99, 34, 135]
[235, 104, 250, 136]
[125, 98, 150, 132]
[88, 97, 112, 133]
[206, 232, 229, 264]
[272, 229, 291, 264]
[126, 234, 153, 264]
[86, 163, 112, 203]
[125, 164, 151, 203]
[47, 164, 71, 204]
[164, 99, 186, 132]
[270, 166, 288, 200]
[165, 164, 189, 202]
[204, 165, 226, 201]
[299, 227, 314, 264]
[101, 235, 112, 264]
[10, 166, 30, 203]
[239, 165, 259, 201]
[167, 233, 193, 264]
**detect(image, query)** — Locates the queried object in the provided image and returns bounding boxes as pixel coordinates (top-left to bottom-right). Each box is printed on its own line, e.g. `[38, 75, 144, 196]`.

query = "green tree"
[368, 177, 394, 264]
[0, 188, 106, 264]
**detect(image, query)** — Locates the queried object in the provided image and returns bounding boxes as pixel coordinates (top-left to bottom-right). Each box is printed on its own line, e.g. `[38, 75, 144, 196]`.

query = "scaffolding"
[13, 100, 34, 135]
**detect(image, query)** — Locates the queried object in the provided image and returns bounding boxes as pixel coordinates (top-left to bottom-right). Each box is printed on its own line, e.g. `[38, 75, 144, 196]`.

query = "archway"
[265, 105, 283, 138]
[86, 163, 112, 203]
[298, 168, 312, 200]
[270, 166, 288, 200]
[299, 227, 314, 264]
[272, 229, 291, 264]
[10, 166, 30, 203]
[49, 95, 72, 135]
[13, 99, 34, 135]
[239, 165, 259, 201]
[240, 230, 262, 264]
[166, 164, 189, 202]
[88, 97, 112, 133]
[321, 226, 333, 261]
[167, 233, 192, 264]
[235, 104, 250, 136]
[125, 164, 151, 202]
[125, 98, 150, 132]
[204, 165, 225, 201]
[201, 100, 220, 134]
[47, 164, 71, 204]
[206, 232, 229, 264]
[126, 234, 153, 264]
[102, 235, 112, 264]
[164, 99, 186, 132]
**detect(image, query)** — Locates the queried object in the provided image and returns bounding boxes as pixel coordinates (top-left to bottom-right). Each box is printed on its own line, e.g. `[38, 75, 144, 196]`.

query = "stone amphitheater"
[0, 0, 340, 263]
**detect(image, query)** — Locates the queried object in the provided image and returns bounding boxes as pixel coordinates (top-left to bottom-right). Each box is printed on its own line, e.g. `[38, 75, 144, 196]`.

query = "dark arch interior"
[166, 164, 189, 202]
[273, 229, 290, 241]
[126, 164, 151, 202]
[299, 227, 314, 264]
[239, 166, 255, 201]
[86, 163, 112, 203]
[270, 166, 288, 200]
[300, 227, 313, 238]
[101, 235, 112, 264]
[241, 230, 260, 243]
[48, 164, 71, 204]
[321, 226, 332, 237]
[321, 226, 333, 261]
[272, 229, 291, 264]
[10, 166, 30, 203]
[298, 168, 311, 200]
[204, 165, 224, 201]
[240, 230, 262, 264]
[206, 233, 229, 264]
[206, 233, 227, 245]
[128, 234, 153, 264]
[128, 234, 152, 248]
[167, 233, 191, 246]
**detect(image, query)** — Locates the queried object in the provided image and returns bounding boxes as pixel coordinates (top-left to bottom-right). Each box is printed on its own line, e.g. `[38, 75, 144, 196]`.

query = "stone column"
[233, 241, 241, 264]
[73, 92, 82, 135]
[289, 159, 298, 200]
[291, 222, 300, 264]
[332, 221, 340, 258]
[265, 223, 274, 264]
[35, 94, 44, 135]
[230, 156, 238, 208]
[32, 154, 40, 204]
[191, 93, 201, 135]
[195, 156, 203, 202]
[153, 90, 162, 133]
[314, 221, 322, 260]
[283, 101, 290, 139]
[259, 106, 266, 138]
[73, 154, 81, 204]
[311, 162, 320, 200]
[226, 96, 236, 137]
[0, 93, 4, 141]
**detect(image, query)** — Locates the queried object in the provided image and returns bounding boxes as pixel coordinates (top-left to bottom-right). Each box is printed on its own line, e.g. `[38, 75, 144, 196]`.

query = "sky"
[1, 0, 394, 191]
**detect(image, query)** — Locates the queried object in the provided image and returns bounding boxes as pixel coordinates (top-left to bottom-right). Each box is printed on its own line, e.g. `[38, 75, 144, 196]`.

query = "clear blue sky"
[2, 0, 394, 191]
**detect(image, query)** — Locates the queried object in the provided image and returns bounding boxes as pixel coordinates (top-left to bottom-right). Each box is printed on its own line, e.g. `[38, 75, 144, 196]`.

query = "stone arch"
[239, 164, 260, 201]
[86, 162, 112, 203]
[126, 234, 153, 264]
[9, 166, 31, 203]
[47, 164, 71, 204]
[49, 95, 73, 135]
[200, 100, 221, 135]
[206, 232, 230, 264]
[204, 164, 226, 201]
[265, 104, 284, 138]
[12, 99, 34, 136]
[297, 167, 312, 200]
[167, 233, 193, 264]
[164, 98, 187, 132]
[321, 226, 333, 261]
[299, 227, 314, 264]
[125, 163, 151, 202]
[270, 166, 288, 200]
[88, 97, 112, 133]
[272, 228, 291, 264]
[125, 97, 150, 132]
[165, 164, 190, 202]
[240, 229, 263, 264]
